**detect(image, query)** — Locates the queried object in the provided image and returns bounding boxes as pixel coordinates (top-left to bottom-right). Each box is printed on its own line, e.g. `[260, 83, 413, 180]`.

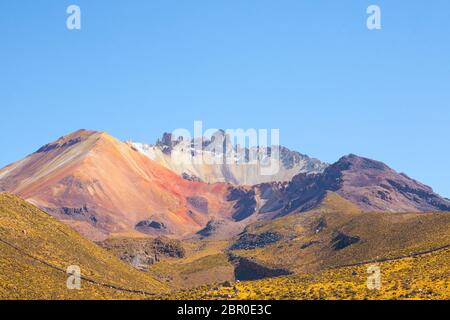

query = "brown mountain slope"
[0, 193, 167, 299]
[256, 154, 450, 217]
[0, 130, 235, 240]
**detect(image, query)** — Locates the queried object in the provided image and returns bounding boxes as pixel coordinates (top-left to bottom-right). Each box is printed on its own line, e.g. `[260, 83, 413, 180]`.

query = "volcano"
[0, 130, 235, 240]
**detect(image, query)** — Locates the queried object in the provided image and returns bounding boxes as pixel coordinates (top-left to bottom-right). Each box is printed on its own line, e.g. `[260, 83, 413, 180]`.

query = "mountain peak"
[60, 129, 99, 141]
[327, 154, 450, 212]
[131, 130, 328, 185]
[35, 129, 99, 154]
[335, 154, 389, 171]
[259, 153, 450, 215]
[0, 129, 238, 240]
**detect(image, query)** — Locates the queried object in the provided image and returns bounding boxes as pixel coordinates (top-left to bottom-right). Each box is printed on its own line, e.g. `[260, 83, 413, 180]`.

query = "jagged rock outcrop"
[135, 219, 167, 234]
[196, 219, 226, 238]
[98, 237, 186, 271]
[130, 131, 328, 185]
[227, 187, 257, 222]
[230, 232, 283, 250]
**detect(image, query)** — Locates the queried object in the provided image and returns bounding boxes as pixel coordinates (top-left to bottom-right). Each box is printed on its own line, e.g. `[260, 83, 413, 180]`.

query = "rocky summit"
[130, 130, 328, 186]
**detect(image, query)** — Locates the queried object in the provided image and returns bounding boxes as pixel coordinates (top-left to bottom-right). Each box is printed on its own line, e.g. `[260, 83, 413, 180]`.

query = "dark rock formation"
[230, 232, 282, 250]
[331, 231, 361, 250]
[182, 173, 202, 182]
[312, 217, 327, 234]
[227, 187, 257, 222]
[60, 205, 89, 217]
[228, 254, 292, 281]
[135, 219, 167, 233]
[197, 219, 226, 238]
[187, 196, 209, 213]
[45, 204, 99, 226]
[36, 137, 83, 153]
[156, 132, 183, 154]
[98, 237, 185, 271]
[300, 240, 320, 249]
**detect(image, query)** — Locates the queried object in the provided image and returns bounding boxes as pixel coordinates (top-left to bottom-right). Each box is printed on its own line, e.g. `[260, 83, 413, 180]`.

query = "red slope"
[0, 130, 234, 240]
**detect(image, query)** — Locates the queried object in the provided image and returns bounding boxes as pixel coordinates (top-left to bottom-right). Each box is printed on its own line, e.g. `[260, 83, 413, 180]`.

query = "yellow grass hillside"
[147, 240, 235, 288]
[230, 192, 450, 273]
[166, 246, 450, 300]
[0, 193, 167, 300]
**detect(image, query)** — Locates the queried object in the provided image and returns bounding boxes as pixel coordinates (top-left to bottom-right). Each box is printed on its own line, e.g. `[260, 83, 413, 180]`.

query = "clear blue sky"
[1, 1, 449, 197]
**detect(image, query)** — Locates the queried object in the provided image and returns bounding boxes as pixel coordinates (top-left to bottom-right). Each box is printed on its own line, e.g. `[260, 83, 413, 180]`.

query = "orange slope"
[0, 130, 235, 240]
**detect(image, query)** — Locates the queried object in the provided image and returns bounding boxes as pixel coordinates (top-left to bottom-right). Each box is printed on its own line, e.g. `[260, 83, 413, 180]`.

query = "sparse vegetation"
[163, 247, 450, 300]
[0, 193, 167, 300]
[230, 193, 450, 274]
[147, 241, 235, 288]
[1, 192, 449, 300]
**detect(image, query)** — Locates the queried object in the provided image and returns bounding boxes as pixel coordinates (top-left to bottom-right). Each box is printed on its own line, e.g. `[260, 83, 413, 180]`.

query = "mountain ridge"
[1, 129, 449, 299]
[0, 129, 449, 242]
[0, 130, 237, 240]
[130, 130, 328, 185]
[253, 153, 450, 217]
